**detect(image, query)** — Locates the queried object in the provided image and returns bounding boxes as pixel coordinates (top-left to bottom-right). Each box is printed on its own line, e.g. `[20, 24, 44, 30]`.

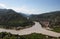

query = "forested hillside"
[0, 9, 34, 29]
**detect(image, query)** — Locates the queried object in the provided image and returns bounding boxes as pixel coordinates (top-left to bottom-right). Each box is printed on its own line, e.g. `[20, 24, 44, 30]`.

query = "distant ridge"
[30, 11, 60, 28]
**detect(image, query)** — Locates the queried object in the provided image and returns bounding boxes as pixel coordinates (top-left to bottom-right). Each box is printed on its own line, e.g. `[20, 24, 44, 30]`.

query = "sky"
[0, 0, 60, 14]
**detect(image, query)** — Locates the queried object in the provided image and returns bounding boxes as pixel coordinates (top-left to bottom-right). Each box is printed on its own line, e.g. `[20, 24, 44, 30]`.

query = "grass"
[52, 26, 60, 33]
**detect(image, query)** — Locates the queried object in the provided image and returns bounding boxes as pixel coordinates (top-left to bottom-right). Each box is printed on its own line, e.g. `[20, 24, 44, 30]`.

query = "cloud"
[9, 6, 40, 14]
[0, 3, 6, 8]
[0, 3, 41, 14]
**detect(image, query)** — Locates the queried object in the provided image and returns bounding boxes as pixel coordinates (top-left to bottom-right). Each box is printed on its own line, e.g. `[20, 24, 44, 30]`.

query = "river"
[0, 22, 60, 37]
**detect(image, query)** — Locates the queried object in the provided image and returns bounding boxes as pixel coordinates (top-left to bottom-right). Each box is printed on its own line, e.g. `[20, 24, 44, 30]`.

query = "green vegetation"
[21, 33, 46, 39]
[0, 9, 60, 39]
[30, 11, 60, 33]
[0, 32, 58, 39]
[0, 9, 34, 29]
[52, 27, 60, 33]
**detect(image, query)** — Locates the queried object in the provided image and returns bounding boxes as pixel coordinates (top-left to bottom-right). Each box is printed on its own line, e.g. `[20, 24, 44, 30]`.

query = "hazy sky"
[0, 0, 60, 14]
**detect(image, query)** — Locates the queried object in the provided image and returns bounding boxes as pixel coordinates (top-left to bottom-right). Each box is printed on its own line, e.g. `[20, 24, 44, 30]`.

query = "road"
[0, 22, 60, 37]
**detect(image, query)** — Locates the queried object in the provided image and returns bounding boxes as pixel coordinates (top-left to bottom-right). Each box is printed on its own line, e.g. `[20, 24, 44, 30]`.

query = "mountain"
[0, 9, 34, 29]
[30, 11, 60, 28]
[18, 12, 30, 18]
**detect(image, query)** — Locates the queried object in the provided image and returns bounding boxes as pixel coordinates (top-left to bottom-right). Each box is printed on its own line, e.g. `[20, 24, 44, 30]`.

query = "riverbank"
[0, 22, 60, 37]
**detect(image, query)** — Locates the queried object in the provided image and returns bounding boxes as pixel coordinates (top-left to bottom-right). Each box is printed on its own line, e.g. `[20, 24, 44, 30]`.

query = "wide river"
[0, 22, 60, 37]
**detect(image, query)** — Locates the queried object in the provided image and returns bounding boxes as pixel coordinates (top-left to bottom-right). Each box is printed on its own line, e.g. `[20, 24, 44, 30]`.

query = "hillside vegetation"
[0, 9, 34, 29]
[30, 11, 60, 32]
[0, 32, 58, 39]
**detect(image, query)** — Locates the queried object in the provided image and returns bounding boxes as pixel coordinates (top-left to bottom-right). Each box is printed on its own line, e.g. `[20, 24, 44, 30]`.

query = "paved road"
[0, 22, 60, 37]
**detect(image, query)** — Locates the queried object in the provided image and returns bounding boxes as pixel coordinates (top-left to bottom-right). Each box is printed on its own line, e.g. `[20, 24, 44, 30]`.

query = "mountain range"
[0, 9, 60, 29]
[29, 11, 60, 28]
[0, 9, 34, 29]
